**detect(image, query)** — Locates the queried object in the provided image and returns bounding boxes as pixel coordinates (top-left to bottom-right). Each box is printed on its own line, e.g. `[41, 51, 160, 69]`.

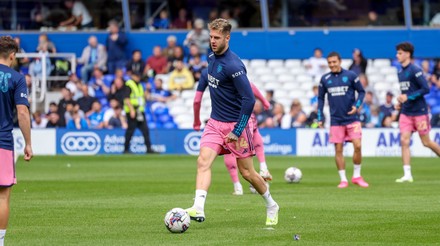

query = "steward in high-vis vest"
[123, 72, 156, 154]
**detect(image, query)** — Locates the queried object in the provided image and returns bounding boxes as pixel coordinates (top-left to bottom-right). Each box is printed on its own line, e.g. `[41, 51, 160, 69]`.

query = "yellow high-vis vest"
[124, 79, 145, 113]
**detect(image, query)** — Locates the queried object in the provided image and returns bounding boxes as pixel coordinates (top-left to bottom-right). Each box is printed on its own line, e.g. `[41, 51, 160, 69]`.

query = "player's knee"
[238, 168, 252, 181]
[353, 143, 362, 152]
[421, 138, 431, 147]
[197, 156, 211, 171]
[401, 138, 410, 147]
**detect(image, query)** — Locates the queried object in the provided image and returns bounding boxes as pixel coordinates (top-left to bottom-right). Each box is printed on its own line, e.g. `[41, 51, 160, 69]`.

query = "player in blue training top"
[186, 18, 279, 226]
[317, 52, 369, 189]
[0, 36, 33, 245]
[394, 42, 440, 183]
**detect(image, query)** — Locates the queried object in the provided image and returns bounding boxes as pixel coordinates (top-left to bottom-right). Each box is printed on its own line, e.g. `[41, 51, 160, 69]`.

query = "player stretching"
[395, 42, 440, 183]
[193, 69, 273, 195]
[0, 36, 33, 245]
[317, 52, 369, 188]
[186, 18, 279, 226]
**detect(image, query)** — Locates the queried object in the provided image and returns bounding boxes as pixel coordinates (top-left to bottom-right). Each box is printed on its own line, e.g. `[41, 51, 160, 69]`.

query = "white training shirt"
[73, 1, 92, 26]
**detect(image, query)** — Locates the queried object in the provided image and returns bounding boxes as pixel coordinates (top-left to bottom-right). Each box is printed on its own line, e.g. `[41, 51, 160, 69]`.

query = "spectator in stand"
[167, 46, 185, 72]
[57, 87, 75, 127]
[162, 35, 178, 60]
[310, 85, 319, 107]
[281, 99, 307, 128]
[12, 37, 29, 72]
[78, 35, 107, 83]
[433, 60, 440, 83]
[30, 3, 50, 30]
[151, 10, 170, 30]
[65, 73, 92, 100]
[270, 103, 285, 128]
[359, 91, 374, 127]
[349, 48, 367, 75]
[64, 101, 85, 125]
[77, 84, 97, 116]
[421, 59, 434, 84]
[253, 100, 272, 128]
[265, 90, 276, 111]
[87, 101, 105, 129]
[32, 111, 48, 128]
[107, 105, 127, 129]
[59, 0, 93, 29]
[126, 50, 145, 76]
[47, 101, 58, 115]
[171, 8, 191, 29]
[89, 67, 112, 106]
[189, 55, 208, 81]
[379, 91, 397, 123]
[66, 108, 89, 129]
[103, 99, 122, 128]
[149, 77, 177, 107]
[367, 11, 382, 26]
[220, 9, 239, 29]
[168, 60, 195, 91]
[185, 44, 208, 64]
[426, 78, 440, 127]
[29, 42, 52, 78]
[109, 76, 128, 107]
[304, 48, 328, 80]
[46, 112, 61, 128]
[36, 34, 56, 53]
[144, 46, 168, 77]
[183, 19, 210, 55]
[366, 105, 381, 128]
[106, 20, 128, 74]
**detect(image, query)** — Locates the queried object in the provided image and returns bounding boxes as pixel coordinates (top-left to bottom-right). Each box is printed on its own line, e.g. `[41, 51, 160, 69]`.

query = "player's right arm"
[193, 69, 208, 131]
[15, 76, 32, 161]
[317, 76, 327, 128]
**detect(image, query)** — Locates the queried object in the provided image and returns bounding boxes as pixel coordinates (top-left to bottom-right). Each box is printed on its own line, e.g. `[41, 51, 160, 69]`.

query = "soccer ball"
[164, 208, 190, 233]
[284, 167, 302, 183]
[249, 182, 270, 194]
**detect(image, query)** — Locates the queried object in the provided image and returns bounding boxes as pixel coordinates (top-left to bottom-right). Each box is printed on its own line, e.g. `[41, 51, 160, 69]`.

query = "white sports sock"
[233, 182, 242, 191]
[403, 165, 412, 178]
[0, 229, 6, 246]
[353, 164, 361, 178]
[194, 190, 207, 211]
[259, 162, 268, 171]
[338, 170, 348, 182]
[262, 190, 276, 207]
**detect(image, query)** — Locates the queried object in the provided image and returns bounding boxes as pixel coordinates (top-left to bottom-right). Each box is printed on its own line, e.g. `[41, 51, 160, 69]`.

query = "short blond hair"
[208, 18, 232, 35]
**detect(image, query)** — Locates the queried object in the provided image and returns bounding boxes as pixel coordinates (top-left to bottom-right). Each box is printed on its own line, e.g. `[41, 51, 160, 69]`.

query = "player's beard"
[211, 42, 226, 55]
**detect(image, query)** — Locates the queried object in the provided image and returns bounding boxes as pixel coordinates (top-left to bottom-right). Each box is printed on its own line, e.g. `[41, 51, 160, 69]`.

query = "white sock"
[193, 190, 207, 211]
[0, 229, 6, 246]
[403, 165, 412, 178]
[338, 170, 348, 182]
[233, 182, 242, 191]
[262, 190, 276, 207]
[353, 164, 361, 178]
[259, 162, 268, 171]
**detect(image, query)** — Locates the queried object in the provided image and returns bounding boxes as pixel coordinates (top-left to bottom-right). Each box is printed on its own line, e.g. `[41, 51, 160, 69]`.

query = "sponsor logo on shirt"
[231, 70, 244, 78]
[20, 93, 27, 98]
[415, 71, 422, 78]
[400, 81, 410, 91]
[328, 86, 349, 96]
[208, 73, 220, 88]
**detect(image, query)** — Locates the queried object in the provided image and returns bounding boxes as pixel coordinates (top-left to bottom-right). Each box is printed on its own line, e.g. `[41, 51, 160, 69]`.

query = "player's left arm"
[250, 83, 270, 110]
[351, 75, 365, 113]
[229, 63, 255, 140]
[15, 76, 33, 161]
[406, 68, 430, 101]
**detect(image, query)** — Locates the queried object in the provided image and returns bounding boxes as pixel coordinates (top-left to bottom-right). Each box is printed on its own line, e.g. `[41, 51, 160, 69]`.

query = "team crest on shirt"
[327, 80, 332, 84]
[405, 71, 410, 78]
[342, 76, 348, 83]
[217, 65, 223, 73]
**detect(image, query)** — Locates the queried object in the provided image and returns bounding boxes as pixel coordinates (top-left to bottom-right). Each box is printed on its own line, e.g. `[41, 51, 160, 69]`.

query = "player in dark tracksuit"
[317, 51, 369, 188]
[394, 42, 440, 183]
[186, 18, 279, 226]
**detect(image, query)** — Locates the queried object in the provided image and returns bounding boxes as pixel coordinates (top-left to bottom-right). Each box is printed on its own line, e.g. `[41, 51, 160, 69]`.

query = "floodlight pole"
[260, 0, 270, 30]
[403, 0, 412, 30]
[122, 0, 131, 33]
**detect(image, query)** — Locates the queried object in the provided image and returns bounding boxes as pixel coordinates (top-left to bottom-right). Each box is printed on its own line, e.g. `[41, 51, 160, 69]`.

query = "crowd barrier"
[12, 128, 440, 157]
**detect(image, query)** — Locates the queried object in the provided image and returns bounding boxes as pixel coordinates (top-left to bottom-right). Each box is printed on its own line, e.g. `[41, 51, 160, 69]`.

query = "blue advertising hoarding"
[56, 128, 297, 155]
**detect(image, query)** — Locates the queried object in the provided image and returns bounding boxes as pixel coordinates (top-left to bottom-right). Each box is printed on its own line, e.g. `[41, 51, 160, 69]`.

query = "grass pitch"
[9, 155, 440, 245]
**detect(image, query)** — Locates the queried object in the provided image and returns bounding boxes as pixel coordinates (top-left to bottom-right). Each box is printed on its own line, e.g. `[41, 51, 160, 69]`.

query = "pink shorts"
[0, 148, 16, 187]
[200, 118, 255, 158]
[330, 121, 362, 144]
[399, 114, 431, 136]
